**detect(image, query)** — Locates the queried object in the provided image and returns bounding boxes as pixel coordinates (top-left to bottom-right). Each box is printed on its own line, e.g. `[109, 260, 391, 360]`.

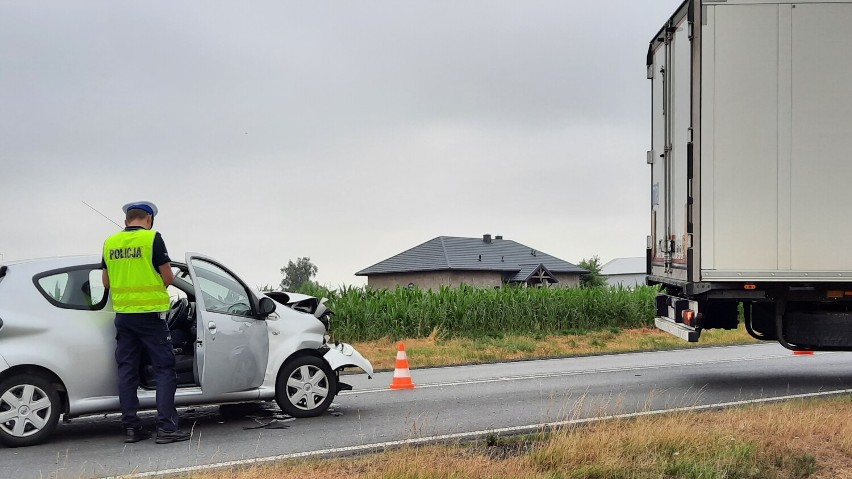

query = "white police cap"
[122, 201, 159, 217]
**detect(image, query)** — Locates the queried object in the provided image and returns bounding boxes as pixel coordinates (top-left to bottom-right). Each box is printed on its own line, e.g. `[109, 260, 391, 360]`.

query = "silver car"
[0, 253, 373, 447]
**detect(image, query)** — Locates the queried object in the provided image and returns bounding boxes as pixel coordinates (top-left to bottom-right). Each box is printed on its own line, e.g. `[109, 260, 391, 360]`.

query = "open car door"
[186, 253, 269, 396]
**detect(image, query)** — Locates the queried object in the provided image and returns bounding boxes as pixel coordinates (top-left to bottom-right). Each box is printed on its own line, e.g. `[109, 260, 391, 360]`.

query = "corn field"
[297, 284, 658, 341]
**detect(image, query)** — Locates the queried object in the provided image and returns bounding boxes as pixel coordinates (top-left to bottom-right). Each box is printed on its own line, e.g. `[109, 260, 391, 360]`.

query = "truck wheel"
[0, 374, 61, 447]
[784, 310, 852, 348]
[275, 356, 337, 418]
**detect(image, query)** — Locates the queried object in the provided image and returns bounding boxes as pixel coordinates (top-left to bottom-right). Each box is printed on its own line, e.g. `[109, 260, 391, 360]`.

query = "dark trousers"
[114, 312, 179, 432]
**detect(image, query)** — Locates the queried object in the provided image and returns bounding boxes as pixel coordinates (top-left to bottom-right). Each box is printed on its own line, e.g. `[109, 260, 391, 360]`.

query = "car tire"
[275, 355, 337, 418]
[0, 374, 61, 447]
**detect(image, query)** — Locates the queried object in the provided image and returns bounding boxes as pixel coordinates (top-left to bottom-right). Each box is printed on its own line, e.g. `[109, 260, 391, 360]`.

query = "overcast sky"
[0, 1, 680, 288]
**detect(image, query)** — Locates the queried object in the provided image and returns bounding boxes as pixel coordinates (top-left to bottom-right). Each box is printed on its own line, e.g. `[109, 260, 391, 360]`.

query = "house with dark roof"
[356, 234, 587, 289]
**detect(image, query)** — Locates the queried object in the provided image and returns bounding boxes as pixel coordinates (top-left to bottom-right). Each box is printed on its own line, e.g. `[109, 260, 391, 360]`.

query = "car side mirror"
[258, 296, 276, 317]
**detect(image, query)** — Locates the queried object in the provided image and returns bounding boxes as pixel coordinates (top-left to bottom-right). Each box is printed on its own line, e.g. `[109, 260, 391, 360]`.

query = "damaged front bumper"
[323, 342, 374, 378]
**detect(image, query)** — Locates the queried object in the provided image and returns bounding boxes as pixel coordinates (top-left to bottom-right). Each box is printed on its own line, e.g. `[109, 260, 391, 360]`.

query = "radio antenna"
[82, 201, 122, 228]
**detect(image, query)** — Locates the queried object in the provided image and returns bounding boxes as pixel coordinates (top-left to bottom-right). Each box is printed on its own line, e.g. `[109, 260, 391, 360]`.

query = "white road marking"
[104, 387, 852, 479]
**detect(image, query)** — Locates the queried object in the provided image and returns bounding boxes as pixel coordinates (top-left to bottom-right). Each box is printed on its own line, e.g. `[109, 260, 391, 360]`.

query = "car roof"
[0, 255, 102, 270]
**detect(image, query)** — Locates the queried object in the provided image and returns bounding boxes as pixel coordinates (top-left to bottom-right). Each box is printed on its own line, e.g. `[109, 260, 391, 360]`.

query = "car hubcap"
[286, 365, 329, 411]
[0, 384, 52, 438]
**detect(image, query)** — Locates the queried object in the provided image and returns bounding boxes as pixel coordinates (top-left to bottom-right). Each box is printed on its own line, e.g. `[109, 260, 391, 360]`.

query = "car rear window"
[34, 266, 108, 310]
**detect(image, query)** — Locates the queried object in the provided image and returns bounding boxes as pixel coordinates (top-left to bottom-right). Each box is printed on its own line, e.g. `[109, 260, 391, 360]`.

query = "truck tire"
[784, 310, 852, 348]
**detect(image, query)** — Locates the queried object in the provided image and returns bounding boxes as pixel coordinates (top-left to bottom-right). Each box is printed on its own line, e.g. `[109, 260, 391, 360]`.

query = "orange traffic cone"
[389, 342, 416, 389]
[793, 350, 814, 355]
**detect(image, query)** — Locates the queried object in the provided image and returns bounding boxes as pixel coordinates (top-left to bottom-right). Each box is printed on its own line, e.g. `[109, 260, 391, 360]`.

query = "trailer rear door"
[649, 3, 693, 282]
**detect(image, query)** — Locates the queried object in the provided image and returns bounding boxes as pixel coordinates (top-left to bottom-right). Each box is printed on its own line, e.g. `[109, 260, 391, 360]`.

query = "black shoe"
[124, 427, 152, 443]
[156, 428, 190, 444]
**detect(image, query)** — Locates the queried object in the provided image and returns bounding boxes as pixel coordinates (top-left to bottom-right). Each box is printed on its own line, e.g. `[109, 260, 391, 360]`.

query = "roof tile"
[356, 236, 587, 276]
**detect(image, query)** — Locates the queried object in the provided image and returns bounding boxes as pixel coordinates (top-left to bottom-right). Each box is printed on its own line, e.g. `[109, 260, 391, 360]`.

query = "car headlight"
[319, 312, 332, 331]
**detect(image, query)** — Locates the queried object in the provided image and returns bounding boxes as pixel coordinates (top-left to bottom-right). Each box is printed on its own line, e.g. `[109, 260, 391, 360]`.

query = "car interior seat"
[141, 298, 197, 387]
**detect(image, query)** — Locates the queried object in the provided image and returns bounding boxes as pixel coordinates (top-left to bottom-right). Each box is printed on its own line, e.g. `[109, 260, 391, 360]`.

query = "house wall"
[367, 271, 582, 289]
[551, 273, 581, 288]
[367, 271, 504, 290]
[604, 273, 646, 288]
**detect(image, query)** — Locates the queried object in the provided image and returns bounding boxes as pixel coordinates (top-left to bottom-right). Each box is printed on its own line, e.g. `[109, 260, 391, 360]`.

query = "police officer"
[101, 201, 190, 444]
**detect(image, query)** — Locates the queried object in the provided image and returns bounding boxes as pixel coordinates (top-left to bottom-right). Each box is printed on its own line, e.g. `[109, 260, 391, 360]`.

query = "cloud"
[0, 0, 679, 286]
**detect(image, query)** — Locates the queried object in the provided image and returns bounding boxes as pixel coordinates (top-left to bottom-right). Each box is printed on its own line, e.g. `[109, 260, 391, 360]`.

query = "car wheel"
[275, 356, 337, 418]
[0, 374, 61, 447]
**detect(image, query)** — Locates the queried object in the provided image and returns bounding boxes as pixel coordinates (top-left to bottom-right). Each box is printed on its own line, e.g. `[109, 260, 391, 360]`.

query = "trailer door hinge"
[647, 150, 655, 165]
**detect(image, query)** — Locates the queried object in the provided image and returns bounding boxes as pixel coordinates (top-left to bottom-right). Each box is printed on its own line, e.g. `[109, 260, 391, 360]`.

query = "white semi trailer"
[647, 0, 852, 350]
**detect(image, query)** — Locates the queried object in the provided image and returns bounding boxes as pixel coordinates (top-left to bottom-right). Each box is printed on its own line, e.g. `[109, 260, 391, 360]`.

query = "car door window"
[190, 259, 252, 316]
[34, 266, 108, 310]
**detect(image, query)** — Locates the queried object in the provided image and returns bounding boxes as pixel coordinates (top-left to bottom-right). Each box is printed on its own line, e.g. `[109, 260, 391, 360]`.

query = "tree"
[279, 257, 318, 291]
[578, 255, 607, 288]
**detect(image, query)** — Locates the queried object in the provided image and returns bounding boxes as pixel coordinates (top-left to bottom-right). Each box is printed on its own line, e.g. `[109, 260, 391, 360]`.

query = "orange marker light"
[744, 284, 757, 290]
[682, 309, 695, 326]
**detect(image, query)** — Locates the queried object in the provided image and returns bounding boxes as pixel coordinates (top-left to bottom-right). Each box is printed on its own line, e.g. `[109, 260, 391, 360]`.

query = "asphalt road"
[2, 343, 851, 478]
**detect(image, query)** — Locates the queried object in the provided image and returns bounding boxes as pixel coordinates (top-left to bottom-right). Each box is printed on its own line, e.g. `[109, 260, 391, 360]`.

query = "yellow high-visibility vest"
[103, 229, 170, 312]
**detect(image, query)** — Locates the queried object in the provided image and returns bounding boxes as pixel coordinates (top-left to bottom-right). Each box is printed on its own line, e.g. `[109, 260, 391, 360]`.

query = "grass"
[181, 396, 852, 479]
[351, 323, 757, 371]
